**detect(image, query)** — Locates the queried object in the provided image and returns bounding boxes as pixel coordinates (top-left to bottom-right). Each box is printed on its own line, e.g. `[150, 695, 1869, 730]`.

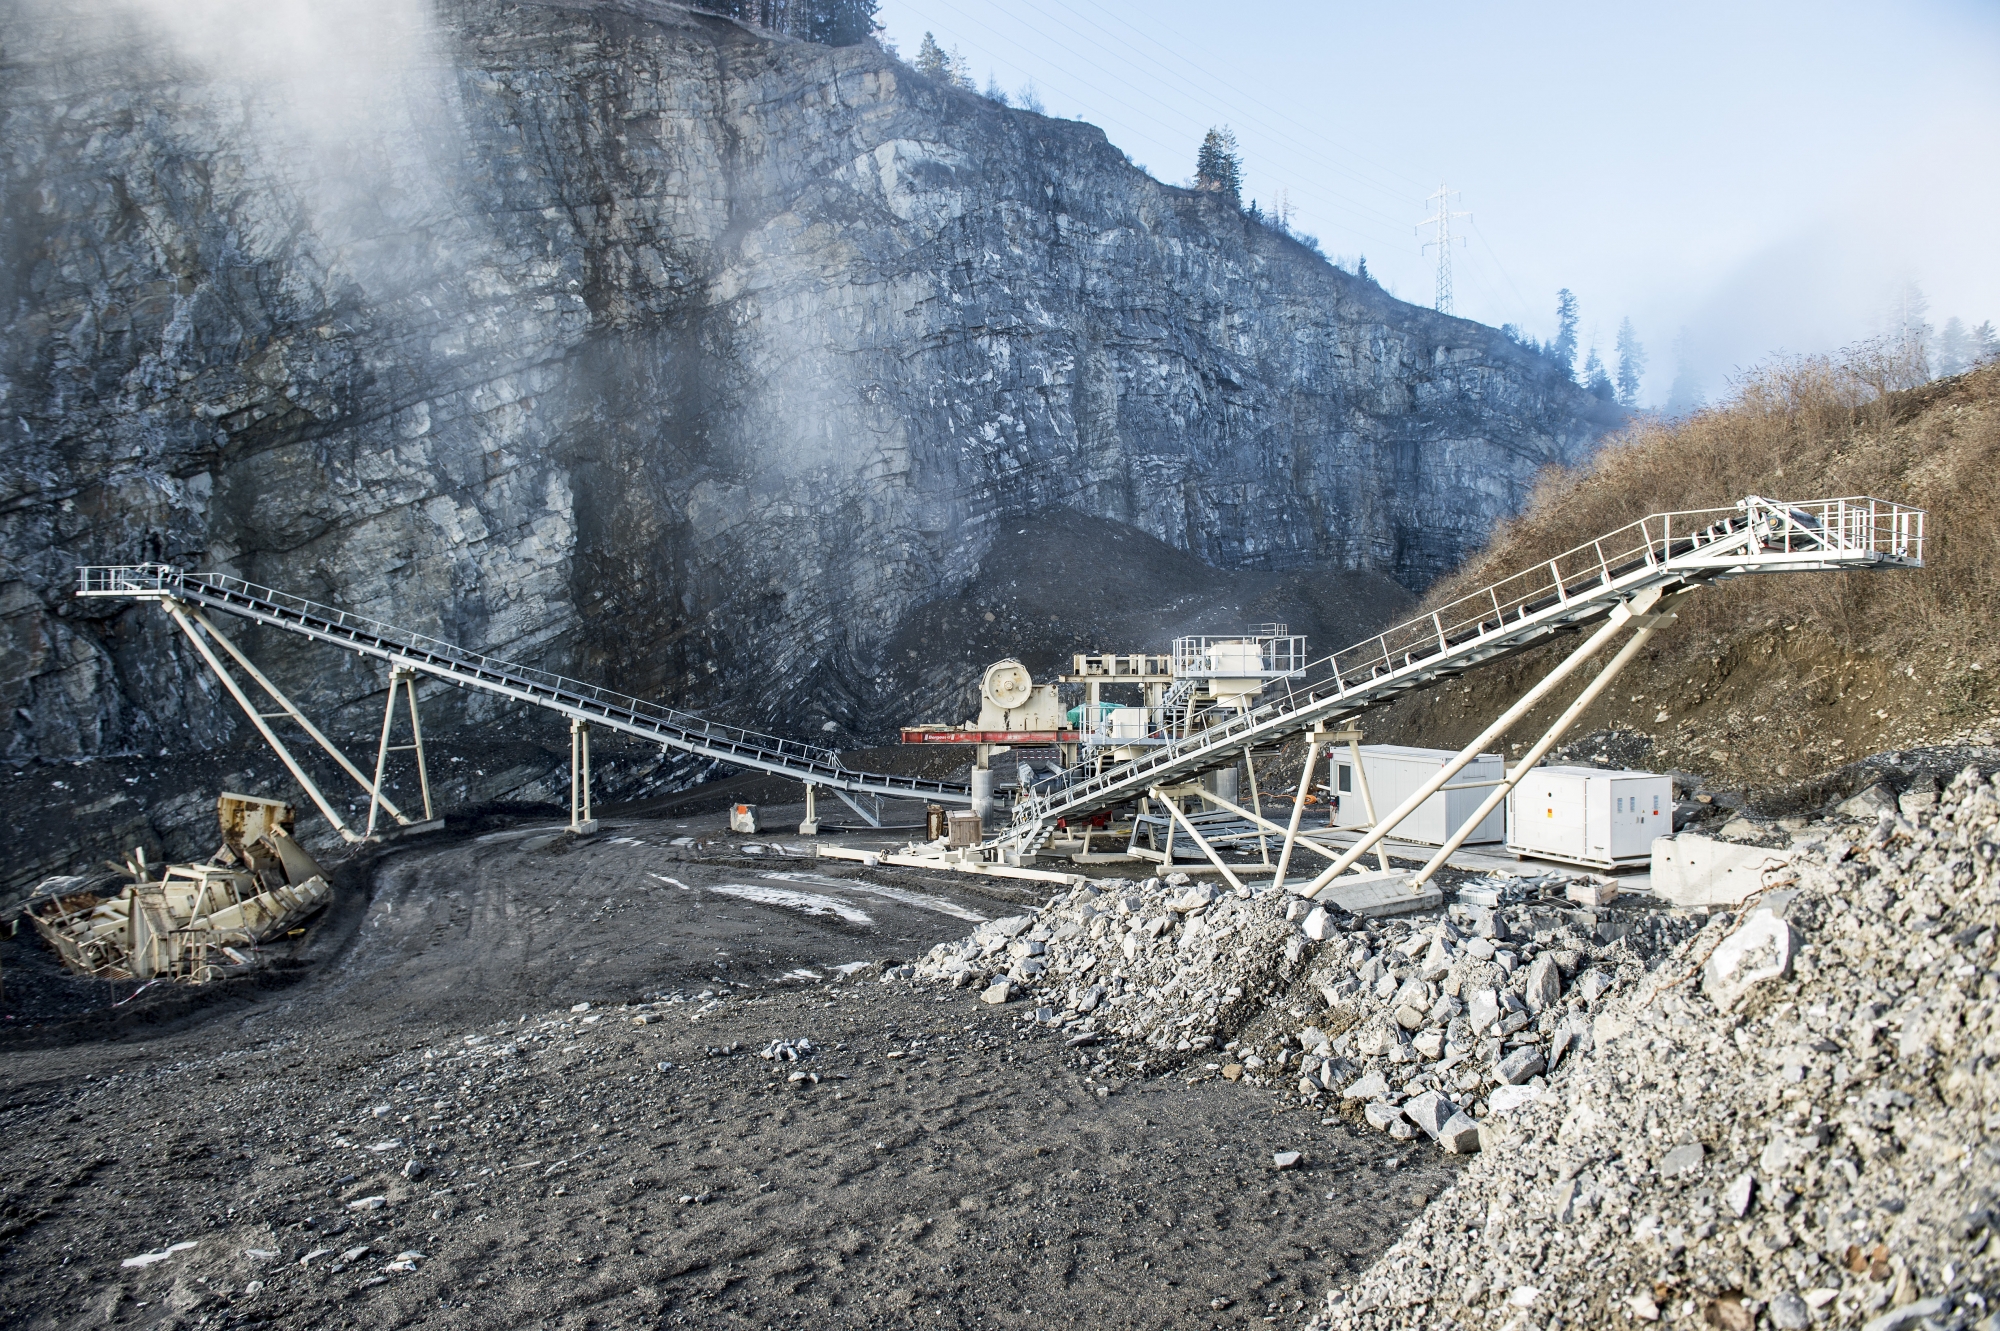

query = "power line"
[1417, 185, 1471, 315]
[1469, 216, 1541, 329]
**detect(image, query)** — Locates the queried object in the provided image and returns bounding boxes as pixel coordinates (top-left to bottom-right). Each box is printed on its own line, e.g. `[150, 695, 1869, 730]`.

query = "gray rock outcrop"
[1, 0, 1611, 880]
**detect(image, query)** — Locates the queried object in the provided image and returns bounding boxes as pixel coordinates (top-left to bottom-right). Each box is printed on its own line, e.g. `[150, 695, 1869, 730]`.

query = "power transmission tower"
[1417, 185, 1471, 315]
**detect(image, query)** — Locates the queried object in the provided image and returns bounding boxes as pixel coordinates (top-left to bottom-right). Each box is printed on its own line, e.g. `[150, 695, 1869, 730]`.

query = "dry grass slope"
[1367, 357, 2000, 794]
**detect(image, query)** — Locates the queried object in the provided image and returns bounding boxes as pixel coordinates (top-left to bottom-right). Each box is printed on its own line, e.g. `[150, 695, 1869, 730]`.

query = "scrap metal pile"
[26, 793, 332, 984]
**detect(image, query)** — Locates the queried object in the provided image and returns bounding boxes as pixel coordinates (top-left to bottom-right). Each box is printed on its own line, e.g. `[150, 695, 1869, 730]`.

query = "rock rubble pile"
[910, 764, 2000, 1326]
[912, 863, 1701, 1127]
[1323, 764, 2000, 1330]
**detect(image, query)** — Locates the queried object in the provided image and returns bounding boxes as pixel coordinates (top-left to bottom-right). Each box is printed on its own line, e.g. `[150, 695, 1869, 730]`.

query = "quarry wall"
[1, 0, 1610, 778]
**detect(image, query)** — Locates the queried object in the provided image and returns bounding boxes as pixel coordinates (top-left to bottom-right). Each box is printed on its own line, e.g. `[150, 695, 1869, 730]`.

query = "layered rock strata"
[1, 0, 1608, 880]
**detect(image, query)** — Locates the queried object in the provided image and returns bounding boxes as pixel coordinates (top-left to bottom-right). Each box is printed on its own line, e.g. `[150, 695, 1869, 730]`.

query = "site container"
[1505, 765, 1672, 868]
[1331, 744, 1505, 846]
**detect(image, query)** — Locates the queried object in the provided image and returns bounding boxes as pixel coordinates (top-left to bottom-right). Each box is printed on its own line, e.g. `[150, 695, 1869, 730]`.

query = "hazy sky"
[876, 0, 2000, 405]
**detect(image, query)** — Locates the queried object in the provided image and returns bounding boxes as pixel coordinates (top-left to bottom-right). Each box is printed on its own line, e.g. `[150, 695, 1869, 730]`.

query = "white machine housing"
[974, 658, 1065, 731]
[1331, 744, 1505, 846]
[1506, 764, 1672, 868]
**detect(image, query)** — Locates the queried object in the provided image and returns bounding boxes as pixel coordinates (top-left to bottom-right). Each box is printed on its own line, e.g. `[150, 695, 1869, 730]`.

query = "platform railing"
[1010, 495, 1925, 831]
[76, 564, 969, 802]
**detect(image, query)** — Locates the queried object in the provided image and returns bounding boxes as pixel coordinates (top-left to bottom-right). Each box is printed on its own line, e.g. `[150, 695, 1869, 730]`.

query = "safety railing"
[1169, 631, 1310, 679]
[1008, 495, 1925, 832]
[77, 564, 971, 801]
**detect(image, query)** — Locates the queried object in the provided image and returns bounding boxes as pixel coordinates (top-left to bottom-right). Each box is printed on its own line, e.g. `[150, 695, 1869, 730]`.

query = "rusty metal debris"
[26, 792, 332, 984]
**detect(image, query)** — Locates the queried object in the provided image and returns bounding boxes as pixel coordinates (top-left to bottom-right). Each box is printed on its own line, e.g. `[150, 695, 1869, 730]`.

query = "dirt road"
[0, 809, 1455, 1329]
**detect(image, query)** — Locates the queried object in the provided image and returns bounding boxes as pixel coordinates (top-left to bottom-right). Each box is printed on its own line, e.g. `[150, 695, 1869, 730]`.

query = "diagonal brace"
[828, 786, 882, 828]
[165, 601, 358, 842]
[1151, 787, 1247, 895]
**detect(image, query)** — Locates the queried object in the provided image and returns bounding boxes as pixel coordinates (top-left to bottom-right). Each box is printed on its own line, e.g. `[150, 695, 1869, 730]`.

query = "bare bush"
[1372, 354, 2000, 785]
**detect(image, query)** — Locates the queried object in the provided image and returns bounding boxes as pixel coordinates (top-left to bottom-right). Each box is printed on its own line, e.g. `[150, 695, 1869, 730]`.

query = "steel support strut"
[1271, 730, 1320, 892]
[1340, 729, 1391, 874]
[1151, 788, 1247, 895]
[365, 666, 434, 840]
[1296, 587, 1669, 897]
[570, 717, 597, 834]
[163, 600, 358, 842]
[1191, 786, 1346, 868]
[1410, 597, 1682, 885]
[1241, 744, 1269, 864]
[187, 607, 412, 825]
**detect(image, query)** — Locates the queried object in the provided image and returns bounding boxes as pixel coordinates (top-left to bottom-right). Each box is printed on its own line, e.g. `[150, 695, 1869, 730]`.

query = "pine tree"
[948, 46, 976, 91]
[1194, 127, 1242, 207]
[1614, 318, 1646, 407]
[1550, 289, 1580, 381]
[983, 72, 1010, 106]
[1583, 348, 1615, 401]
[1974, 321, 2000, 365]
[801, 0, 877, 45]
[914, 32, 950, 80]
[1936, 317, 1970, 377]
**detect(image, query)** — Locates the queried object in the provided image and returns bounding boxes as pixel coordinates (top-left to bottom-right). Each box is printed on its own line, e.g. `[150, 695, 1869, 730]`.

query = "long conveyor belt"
[1005, 495, 1924, 849]
[75, 565, 975, 807]
[78, 495, 1923, 843]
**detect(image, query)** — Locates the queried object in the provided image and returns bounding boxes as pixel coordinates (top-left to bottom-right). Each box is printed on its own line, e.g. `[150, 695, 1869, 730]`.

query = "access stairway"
[1007, 495, 1924, 852]
[75, 565, 974, 811]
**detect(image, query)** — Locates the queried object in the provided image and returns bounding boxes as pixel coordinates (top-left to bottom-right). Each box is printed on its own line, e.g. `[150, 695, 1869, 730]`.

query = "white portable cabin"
[1505, 765, 1673, 869]
[1331, 744, 1506, 846]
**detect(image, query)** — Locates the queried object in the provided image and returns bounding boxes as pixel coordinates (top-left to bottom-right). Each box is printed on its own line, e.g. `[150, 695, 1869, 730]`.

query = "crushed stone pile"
[912, 872, 1298, 1063]
[911, 861, 1704, 1119]
[1322, 763, 2000, 1331]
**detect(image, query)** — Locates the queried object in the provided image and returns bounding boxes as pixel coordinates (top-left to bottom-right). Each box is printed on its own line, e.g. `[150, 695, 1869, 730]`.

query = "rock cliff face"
[0, 0, 1609, 871]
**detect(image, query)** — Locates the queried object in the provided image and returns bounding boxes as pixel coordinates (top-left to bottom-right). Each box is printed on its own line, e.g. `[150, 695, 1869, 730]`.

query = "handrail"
[1006, 495, 1924, 836]
[75, 564, 973, 805]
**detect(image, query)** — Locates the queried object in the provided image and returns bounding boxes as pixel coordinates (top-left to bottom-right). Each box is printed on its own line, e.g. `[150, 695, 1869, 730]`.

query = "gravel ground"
[16, 754, 1994, 1331]
[0, 811, 1454, 1330]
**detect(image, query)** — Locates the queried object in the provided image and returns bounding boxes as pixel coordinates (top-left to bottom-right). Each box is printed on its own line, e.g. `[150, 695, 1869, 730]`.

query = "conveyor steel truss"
[74, 565, 976, 828]
[77, 495, 1921, 852]
[1008, 495, 1924, 852]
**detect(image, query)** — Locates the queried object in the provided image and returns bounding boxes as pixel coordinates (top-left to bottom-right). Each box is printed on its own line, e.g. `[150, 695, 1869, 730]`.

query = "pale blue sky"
[876, 0, 2000, 405]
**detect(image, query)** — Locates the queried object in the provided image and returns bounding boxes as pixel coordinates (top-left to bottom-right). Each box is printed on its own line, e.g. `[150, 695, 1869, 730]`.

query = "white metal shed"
[1331, 743, 1506, 846]
[1505, 765, 1672, 868]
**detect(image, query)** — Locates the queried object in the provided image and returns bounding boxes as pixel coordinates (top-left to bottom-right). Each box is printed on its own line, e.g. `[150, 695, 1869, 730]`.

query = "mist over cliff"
[1, 0, 1612, 787]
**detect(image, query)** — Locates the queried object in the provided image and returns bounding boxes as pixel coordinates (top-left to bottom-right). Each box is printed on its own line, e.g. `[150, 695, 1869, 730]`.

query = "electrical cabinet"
[1505, 765, 1672, 868]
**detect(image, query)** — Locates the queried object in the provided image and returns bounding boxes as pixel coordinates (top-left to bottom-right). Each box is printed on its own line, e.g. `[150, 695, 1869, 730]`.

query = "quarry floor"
[0, 802, 1457, 1331]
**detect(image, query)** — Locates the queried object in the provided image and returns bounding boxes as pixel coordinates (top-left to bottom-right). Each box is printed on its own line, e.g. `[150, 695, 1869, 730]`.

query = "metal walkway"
[75, 565, 974, 809]
[1006, 495, 1924, 848]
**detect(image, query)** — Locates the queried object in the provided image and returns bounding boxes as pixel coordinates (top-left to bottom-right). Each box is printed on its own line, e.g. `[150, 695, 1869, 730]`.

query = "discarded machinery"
[26, 793, 333, 984]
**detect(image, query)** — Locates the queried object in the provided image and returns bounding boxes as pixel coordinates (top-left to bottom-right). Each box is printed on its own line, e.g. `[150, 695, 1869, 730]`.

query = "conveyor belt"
[77, 495, 1923, 841]
[1005, 495, 1924, 848]
[75, 565, 973, 807]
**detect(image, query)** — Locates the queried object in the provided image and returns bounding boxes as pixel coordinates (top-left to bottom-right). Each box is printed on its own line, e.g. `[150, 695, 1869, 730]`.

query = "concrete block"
[1312, 869, 1442, 918]
[1649, 833, 1790, 908]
